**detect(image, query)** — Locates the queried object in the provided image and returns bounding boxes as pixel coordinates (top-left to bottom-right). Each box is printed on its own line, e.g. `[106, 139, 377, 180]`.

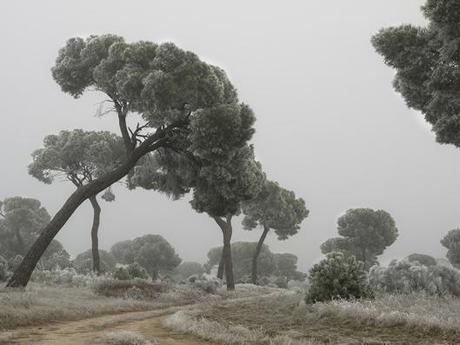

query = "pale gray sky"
[1, 0, 458, 271]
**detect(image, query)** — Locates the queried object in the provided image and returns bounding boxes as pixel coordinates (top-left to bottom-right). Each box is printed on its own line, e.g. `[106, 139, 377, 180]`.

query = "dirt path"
[1, 306, 216, 345]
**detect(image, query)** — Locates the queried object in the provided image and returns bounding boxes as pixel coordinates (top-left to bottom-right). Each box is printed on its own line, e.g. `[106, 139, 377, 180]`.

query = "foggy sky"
[1, 0, 458, 271]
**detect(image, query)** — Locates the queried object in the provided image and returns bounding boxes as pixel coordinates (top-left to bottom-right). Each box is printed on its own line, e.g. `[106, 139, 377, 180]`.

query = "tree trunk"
[14, 228, 26, 256]
[6, 128, 170, 288]
[214, 216, 235, 290]
[89, 196, 102, 275]
[252, 225, 270, 285]
[217, 253, 224, 279]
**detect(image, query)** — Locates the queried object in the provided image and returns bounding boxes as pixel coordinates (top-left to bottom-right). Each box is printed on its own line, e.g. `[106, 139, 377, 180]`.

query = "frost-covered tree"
[8, 34, 240, 287]
[372, 0, 460, 149]
[273, 253, 306, 282]
[29, 130, 124, 273]
[189, 104, 265, 290]
[111, 234, 181, 279]
[441, 229, 460, 269]
[242, 180, 308, 284]
[321, 209, 398, 270]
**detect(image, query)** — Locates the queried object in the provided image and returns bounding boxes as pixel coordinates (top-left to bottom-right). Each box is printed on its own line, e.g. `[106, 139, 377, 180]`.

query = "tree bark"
[6, 125, 173, 288]
[252, 225, 270, 285]
[214, 216, 235, 290]
[89, 196, 101, 274]
[217, 254, 224, 279]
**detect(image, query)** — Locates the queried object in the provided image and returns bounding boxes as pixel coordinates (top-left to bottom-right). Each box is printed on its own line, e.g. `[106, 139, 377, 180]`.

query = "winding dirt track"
[2, 306, 215, 345]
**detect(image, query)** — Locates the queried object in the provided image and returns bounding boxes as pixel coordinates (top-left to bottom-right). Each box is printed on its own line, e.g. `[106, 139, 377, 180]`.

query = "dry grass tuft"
[103, 330, 158, 345]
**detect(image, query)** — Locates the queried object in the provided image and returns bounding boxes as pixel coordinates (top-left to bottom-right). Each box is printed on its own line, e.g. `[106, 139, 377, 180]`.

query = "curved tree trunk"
[214, 216, 235, 290]
[251, 225, 270, 285]
[6, 126, 172, 288]
[89, 196, 101, 274]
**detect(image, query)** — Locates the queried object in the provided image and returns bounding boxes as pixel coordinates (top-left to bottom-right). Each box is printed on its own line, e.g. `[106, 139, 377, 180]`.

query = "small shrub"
[127, 263, 149, 280]
[305, 252, 373, 304]
[114, 267, 131, 281]
[93, 279, 168, 299]
[274, 276, 288, 289]
[0, 255, 8, 282]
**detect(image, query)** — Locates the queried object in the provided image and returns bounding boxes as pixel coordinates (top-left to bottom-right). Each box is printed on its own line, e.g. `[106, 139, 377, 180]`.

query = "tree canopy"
[372, 0, 460, 148]
[441, 229, 460, 269]
[29, 129, 125, 187]
[242, 180, 308, 240]
[321, 208, 398, 270]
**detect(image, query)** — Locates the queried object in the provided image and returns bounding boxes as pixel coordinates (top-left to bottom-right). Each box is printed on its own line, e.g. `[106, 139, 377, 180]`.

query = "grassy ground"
[165, 292, 460, 345]
[0, 281, 281, 332]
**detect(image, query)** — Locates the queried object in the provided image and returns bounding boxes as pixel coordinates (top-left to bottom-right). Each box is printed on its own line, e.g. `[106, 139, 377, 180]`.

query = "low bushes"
[93, 279, 168, 300]
[369, 258, 460, 296]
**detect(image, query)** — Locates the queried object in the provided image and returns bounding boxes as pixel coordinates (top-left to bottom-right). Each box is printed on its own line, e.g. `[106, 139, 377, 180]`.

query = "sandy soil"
[1, 306, 216, 345]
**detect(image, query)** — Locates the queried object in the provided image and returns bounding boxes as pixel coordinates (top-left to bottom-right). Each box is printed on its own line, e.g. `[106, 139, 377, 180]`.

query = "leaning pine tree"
[7, 34, 242, 287]
[242, 180, 308, 284]
[28, 129, 124, 273]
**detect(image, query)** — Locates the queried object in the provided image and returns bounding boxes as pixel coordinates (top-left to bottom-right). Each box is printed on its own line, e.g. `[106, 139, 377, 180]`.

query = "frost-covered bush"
[369, 259, 460, 296]
[114, 267, 131, 281]
[0, 255, 8, 282]
[114, 263, 149, 281]
[93, 279, 168, 299]
[73, 249, 117, 274]
[185, 273, 222, 294]
[305, 252, 373, 303]
[31, 267, 109, 287]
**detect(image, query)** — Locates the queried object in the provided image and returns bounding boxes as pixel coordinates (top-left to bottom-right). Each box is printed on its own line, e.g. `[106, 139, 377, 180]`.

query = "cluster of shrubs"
[304, 252, 460, 304]
[368, 258, 460, 297]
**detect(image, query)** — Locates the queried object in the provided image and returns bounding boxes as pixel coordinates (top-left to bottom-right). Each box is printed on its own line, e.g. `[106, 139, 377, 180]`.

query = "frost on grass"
[0, 332, 13, 345]
[165, 310, 318, 345]
[103, 331, 158, 345]
[166, 292, 460, 345]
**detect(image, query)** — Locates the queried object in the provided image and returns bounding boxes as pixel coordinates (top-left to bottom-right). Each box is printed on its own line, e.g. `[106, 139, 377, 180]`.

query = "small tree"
[441, 229, 460, 269]
[321, 208, 398, 270]
[242, 180, 308, 284]
[189, 104, 265, 290]
[29, 129, 124, 273]
[111, 235, 181, 279]
[274, 253, 306, 282]
[306, 252, 373, 304]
